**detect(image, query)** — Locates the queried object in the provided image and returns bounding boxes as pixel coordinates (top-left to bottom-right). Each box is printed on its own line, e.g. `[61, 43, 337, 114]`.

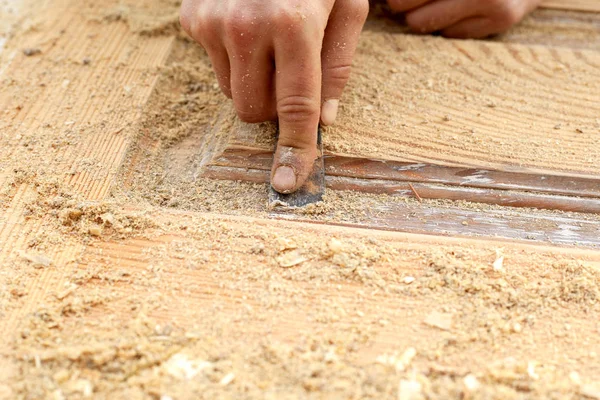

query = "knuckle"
[277, 95, 320, 123]
[493, 0, 523, 25]
[183, 11, 219, 44]
[223, 12, 258, 47]
[273, 5, 326, 38]
[349, 0, 370, 23]
[324, 64, 352, 86]
[273, 7, 303, 30]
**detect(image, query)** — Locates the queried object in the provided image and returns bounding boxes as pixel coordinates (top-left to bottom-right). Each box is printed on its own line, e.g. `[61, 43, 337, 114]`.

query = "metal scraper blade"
[268, 126, 325, 208]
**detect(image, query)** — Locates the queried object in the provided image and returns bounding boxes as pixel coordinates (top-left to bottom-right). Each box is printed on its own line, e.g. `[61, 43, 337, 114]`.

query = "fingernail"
[272, 166, 297, 194]
[321, 99, 339, 126]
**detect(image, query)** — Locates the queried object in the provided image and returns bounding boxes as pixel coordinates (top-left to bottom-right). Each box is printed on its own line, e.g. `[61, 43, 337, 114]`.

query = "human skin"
[180, 0, 542, 194]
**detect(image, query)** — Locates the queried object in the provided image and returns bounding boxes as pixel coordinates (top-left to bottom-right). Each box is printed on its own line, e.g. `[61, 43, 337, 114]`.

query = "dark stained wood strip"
[208, 147, 600, 199]
[325, 156, 600, 198]
[202, 163, 600, 214]
[328, 176, 600, 214]
[203, 167, 600, 247]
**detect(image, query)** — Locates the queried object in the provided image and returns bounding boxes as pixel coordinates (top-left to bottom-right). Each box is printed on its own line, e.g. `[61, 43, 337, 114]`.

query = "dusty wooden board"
[1, 0, 600, 397]
[2, 209, 600, 396]
[0, 0, 174, 349]
[325, 29, 600, 177]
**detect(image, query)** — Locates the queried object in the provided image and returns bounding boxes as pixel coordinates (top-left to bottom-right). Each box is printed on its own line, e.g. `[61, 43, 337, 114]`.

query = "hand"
[387, 0, 542, 38]
[180, 0, 369, 193]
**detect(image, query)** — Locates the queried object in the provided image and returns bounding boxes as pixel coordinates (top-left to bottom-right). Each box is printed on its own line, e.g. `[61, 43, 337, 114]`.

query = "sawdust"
[322, 9, 600, 174]
[5, 210, 600, 399]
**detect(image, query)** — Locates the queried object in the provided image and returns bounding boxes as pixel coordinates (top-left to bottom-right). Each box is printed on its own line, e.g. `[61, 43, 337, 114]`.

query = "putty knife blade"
[268, 126, 325, 208]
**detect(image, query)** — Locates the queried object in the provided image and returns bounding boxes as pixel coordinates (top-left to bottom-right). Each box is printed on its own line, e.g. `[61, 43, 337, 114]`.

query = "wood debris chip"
[18, 251, 53, 268]
[276, 250, 307, 268]
[424, 311, 453, 331]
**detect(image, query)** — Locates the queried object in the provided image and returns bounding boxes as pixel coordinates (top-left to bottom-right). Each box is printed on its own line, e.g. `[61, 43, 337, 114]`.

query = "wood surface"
[18, 211, 600, 393]
[322, 28, 600, 178]
[542, 0, 600, 12]
[2, 0, 600, 396]
[0, 0, 175, 352]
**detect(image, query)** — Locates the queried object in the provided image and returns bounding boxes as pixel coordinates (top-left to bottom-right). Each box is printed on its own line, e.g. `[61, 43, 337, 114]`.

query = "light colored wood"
[0, 2, 174, 201]
[0, 0, 174, 348]
[542, 0, 600, 12]
[325, 29, 600, 178]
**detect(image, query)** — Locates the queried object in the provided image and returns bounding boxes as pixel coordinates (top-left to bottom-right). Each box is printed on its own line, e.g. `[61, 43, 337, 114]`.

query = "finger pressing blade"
[268, 126, 325, 208]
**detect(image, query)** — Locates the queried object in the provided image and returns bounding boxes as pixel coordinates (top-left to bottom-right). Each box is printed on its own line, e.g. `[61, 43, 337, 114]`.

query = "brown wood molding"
[204, 146, 600, 214]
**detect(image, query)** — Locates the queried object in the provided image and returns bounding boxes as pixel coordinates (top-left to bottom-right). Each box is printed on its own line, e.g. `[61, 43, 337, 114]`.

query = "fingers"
[402, 0, 542, 37]
[442, 0, 542, 38]
[271, 12, 325, 193]
[387, 0, 431, 13]
[227, 36, 276, 122]
[180, 1, 232, 97]
[442, 17, 497, 39]
[320, 0, 369, 126]
[405, 0, 478, 33]
[206, 46, 233, 98]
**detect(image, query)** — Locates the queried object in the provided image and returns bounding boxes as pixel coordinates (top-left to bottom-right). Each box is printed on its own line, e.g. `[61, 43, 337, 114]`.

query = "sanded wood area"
[6, 210, 600, 397]
[330, 30, 600, 176]
[542, 0, 600, 12]
[0, 0, 176, 392]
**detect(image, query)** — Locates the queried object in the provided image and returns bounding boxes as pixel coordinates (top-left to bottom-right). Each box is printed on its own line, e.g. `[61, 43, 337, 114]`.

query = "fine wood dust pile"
[6, 210, 600, 399]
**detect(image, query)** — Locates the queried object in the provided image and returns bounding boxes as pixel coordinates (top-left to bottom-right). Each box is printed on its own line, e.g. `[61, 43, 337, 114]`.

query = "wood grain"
[199, 119, 600, 215]
[500, 8, 600, 51]
[325, 31, 600, 177]
[542, 0, 600, 12]
[0, 3, 174, 201]
[2, 1, 600, 395]
[0, 0, 174, 342]
[66, 212, 600, 383]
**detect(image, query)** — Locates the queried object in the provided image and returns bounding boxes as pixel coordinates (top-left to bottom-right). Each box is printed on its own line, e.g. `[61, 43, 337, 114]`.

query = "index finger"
[270, 13, 325, 194]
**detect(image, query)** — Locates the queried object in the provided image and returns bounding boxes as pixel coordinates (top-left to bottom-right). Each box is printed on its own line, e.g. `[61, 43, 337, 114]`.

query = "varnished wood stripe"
[208, 148, 600, 199]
